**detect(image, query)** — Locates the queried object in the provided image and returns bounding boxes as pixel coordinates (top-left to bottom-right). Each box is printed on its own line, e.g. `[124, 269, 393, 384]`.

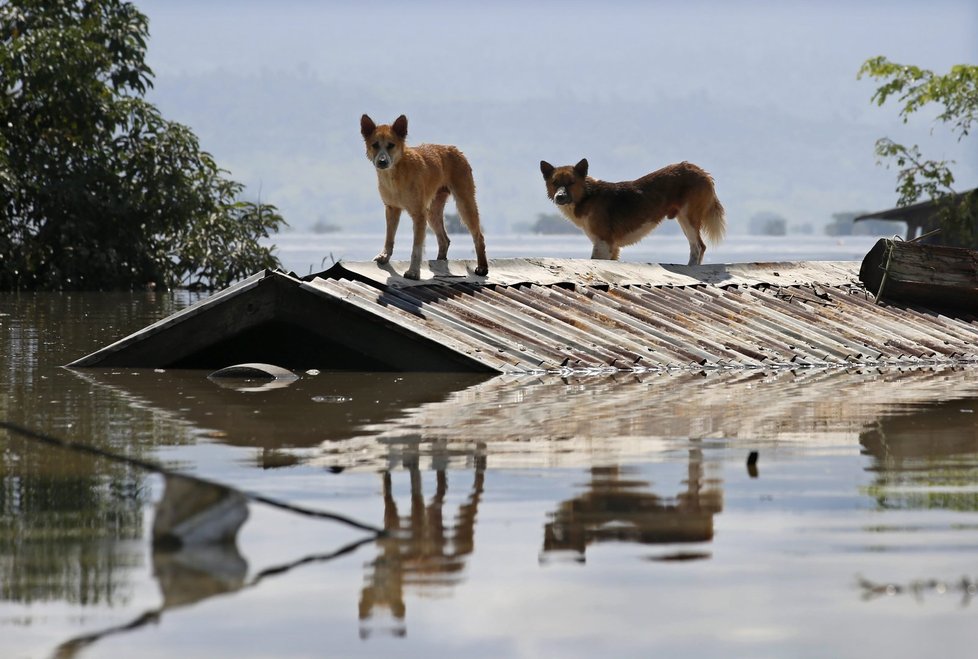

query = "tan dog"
[360, 114, 489, 279]
[540, 159, 725, 265]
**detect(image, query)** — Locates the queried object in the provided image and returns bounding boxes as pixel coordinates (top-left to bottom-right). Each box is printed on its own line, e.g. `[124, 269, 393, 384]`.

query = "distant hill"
[147, 70, 975, 236]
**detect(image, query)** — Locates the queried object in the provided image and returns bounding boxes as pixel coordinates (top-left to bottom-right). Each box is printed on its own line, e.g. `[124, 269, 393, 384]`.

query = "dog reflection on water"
[358, 456, 485, 638]
[541, 452, 723, 564]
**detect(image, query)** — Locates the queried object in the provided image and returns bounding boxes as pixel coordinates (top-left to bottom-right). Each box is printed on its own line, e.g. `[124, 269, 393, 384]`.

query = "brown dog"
[540, 159, 725, 265]
[360, 114, 489, 279]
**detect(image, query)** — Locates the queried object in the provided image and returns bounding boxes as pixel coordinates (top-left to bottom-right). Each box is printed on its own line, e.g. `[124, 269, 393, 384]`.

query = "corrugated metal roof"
[304, 258, 978, 373]
[318, 257, 863, 289]
[70, 259, 977, 373]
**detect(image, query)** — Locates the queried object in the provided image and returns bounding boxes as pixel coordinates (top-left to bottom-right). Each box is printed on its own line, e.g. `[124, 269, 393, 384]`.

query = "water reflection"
[51, 474, 376, 658]
[69, 369, 491, 450]
[860, 398, 978, 511]
[857, 574, 978, 606]
[359, 451, 485, 638]
[0, 434, 146, 607]
[53, 540, 249, 659]
[315, 367, 978, 470]
[8, 284, 978, 658]
[542, 452, 722, 563]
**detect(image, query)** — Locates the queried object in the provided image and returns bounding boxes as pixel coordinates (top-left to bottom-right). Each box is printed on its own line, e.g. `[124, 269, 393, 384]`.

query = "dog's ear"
[540, 161, 555, 180]
[392, 115, 408, 139]
[574, 158, 589, 178]
[360, 114, 376, 139]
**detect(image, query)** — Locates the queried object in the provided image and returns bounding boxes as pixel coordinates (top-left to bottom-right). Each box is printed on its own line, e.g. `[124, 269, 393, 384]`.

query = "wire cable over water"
[0, 419, 385, 536]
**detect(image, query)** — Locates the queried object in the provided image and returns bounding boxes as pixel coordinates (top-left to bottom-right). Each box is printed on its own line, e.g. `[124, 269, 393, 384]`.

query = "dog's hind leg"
[590, 239, 615, 260]
[428, 188, 451, 260]
[374, 205, 402, 265]
[677, 211, 706, 265]
[404, 210, 427, 280]
[452, 186, 489, 276]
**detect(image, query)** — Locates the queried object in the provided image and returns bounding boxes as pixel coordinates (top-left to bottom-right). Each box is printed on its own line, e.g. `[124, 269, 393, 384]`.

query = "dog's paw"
[473, 265, 488, 277]
[373, 252, 391, 265]
[402, 268, 421, 280]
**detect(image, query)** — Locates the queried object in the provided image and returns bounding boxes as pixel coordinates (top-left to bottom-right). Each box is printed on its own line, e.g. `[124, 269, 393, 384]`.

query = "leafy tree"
[748, 211, 787, 236]
[444, 213, 465, 234]
[531, 213, 579, 235]
[858, 57, 978, 247]
[0, 0, 285, 290]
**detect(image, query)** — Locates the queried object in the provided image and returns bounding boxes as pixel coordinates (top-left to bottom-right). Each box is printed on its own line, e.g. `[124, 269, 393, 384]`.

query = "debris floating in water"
[747, 450, 759, 478]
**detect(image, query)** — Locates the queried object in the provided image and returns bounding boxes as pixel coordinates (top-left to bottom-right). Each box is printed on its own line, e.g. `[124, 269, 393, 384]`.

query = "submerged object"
[208, 362, 299, 391]
[208, 362, 298, 380]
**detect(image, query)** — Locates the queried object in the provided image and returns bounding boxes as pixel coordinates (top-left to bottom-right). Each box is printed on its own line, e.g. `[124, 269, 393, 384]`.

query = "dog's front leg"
[403, 211, 427, 280]
[590, 239, 615, 260]
[374, 205, 401, 265]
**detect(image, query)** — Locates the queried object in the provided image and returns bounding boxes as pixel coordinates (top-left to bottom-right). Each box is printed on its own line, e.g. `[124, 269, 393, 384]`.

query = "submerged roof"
[68, 258, 978, 373]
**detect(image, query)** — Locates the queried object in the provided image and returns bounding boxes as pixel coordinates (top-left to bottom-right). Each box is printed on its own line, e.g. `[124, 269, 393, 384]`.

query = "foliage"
[531, 213, 579, 235]
[859, 57, 977, 246]
[311, 217, 340, 234]
[0, 0, 285, 290]
[870, 139, 956, 208]
[748, 211, 787, 236]
[937, 190, 978, 249]
[444, 213, 465, 234]
[859, 57, 977, 139]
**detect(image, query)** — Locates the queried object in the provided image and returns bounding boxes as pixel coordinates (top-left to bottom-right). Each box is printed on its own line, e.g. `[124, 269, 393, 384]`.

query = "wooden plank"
[859, 239, 978, 313]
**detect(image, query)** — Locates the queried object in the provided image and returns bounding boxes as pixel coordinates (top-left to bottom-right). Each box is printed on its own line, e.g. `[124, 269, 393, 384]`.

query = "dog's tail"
[702, 192, 726, 246]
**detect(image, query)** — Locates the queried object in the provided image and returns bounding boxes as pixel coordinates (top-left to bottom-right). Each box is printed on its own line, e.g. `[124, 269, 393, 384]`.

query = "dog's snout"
[375, 154, 390, 169]
[554, 187, 571, 205]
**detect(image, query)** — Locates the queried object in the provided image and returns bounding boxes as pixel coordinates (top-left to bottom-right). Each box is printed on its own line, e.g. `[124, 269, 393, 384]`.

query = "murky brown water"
[3, 291, 978, 658]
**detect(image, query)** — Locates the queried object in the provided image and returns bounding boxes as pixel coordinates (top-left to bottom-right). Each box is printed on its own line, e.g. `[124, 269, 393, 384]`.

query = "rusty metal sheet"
[317, 258, 863, 290]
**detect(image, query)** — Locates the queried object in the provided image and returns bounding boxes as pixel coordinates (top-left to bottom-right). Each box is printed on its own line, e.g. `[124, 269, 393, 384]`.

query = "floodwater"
[4, 249, 978, 657]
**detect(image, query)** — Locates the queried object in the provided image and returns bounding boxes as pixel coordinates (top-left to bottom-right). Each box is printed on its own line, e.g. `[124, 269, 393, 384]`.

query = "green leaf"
[0, 0, 284, 291]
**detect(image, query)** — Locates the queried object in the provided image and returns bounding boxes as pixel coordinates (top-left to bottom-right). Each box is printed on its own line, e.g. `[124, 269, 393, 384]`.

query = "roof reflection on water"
[307, 366, 978, 471]
[12, 364, 978, 656]
[69, 365, 978, 473]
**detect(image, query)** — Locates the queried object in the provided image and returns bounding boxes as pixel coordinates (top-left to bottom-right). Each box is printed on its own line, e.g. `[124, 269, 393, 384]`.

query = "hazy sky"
[136, 0, 978, 232]
[139, 0, 977, 110]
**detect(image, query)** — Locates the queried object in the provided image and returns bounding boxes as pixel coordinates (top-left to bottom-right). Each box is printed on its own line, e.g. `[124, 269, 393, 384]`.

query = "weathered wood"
[859, 238, 978, 313]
